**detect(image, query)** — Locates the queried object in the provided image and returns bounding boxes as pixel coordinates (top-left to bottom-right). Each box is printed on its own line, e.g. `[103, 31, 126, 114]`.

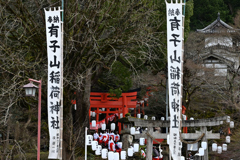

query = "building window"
[197, 57, 228, 76]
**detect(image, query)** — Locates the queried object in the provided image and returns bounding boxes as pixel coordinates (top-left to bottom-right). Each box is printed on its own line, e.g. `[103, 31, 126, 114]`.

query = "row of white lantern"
[212, 143, 228, 153]
[137, 114, 157, 120]
[189, 116, 234, 124]
[131, 127, 146, 135]
[213, 143, 228, 151]
[90, 111, 96, 117]
[100, 145, 139, 159]
[91, 109, 125, 115]
[218, 116, 234, 128]
[102, 150, 122, 160]
[220, 120, 234, 128]
[91, 121, 117, 131]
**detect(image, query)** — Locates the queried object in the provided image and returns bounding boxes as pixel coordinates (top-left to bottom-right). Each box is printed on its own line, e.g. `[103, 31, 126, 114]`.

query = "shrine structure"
[89, 89, 141, 133]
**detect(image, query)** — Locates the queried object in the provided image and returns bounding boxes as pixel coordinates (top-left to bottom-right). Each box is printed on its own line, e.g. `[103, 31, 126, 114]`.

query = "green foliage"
[184, 0, 194, 40]
[223, 0, 240, 16]
[125, 113, 131, 117]
[93, 61, 132, 95]
[109, 88, 122, 98]
[190, 0, 232, 30]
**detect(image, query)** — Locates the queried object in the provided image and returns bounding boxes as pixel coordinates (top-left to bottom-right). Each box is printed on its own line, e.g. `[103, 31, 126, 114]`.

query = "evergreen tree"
[190, 0, 232, 30]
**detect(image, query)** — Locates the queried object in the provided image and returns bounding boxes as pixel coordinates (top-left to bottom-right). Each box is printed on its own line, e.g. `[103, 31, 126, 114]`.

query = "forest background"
[0, 0, 240, 159]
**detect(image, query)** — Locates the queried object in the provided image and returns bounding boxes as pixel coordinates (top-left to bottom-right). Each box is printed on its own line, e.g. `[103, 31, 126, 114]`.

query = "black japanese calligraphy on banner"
[44, 7, 62, 159]
[170, 50, 180, 63]
[166, 1, 184, 159]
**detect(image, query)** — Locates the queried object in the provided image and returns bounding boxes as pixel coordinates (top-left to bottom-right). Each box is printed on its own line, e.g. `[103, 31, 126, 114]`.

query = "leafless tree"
[0, 0, 167, 159]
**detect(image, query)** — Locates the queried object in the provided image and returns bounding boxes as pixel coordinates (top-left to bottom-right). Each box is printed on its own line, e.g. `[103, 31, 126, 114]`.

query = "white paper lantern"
[140, 138, 145, 145]
[227, 116, 230, 123]
[201, 141, 207, 150]
[190, 117, 194, 120]
[137, 114, 141, 119]
[133, 143, 139, 152]
[128, 148, 133, 157]
[97, 145, 102, 151]
[117, 142, 122, 149]
[144, 115, 148, 120]
[120, 113, 123, 118]
[91, 141, 98, 151]
[217, 146, 222, 154]
[181, 156, 185, 160]
[230, 121, 234, 128]
[222, 144, 227, 151]
[92, 111, 96, 117]
[101, 123, 106, 130]
[86, 135, 93, 146]
[90, 111, 92, 116]
[161, 117, 165, 121]
[199, 147, 204, 156]
[102, 108, 105, 111]
[152, 116, 156, 120]
[114, 152, 120, 160]
[226, 136, 231, 143]
[111, 123, 116, 131]
[108, 151, 114, 160]
[101, 148, 108, 159]
[130, 127, 135, 135]
[212, 143, 217, 151]
[95, 149, 101, 155]
[92, 120, 96, 128]
[120, 151, 126, 160]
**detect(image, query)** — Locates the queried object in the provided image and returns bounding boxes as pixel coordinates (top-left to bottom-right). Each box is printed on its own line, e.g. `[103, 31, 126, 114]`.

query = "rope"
[145, 132, 162, 145]
[180, 133, 205, 144]
[145, 132, 205, 145]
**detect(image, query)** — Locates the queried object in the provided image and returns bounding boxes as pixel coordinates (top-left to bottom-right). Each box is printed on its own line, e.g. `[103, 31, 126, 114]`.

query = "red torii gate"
[89, 91, 138, 134]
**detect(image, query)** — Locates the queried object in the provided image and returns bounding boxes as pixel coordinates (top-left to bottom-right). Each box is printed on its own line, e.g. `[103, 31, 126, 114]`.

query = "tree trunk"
[63, 68, 92, 159]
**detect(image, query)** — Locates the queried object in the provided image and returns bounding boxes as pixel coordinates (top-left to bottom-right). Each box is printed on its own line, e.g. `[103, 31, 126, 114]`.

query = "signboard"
[44, 7, 63, 159]
[166, 0, 184, 159]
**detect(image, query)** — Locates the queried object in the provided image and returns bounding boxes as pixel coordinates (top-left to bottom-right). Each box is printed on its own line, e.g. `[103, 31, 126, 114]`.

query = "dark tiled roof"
[196, 12, 235, 33]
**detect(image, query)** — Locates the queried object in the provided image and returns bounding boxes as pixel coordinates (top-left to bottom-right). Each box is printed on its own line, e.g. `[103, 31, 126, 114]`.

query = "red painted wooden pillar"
[89, 110, 91, 124]
[122, 95, 127, 117]
[106, 108, 109, 124]
[182, 106, 188, 133]
[137, 103, 140, 114]
[95, 108, 99, 131]
[96, 108, 99, 122]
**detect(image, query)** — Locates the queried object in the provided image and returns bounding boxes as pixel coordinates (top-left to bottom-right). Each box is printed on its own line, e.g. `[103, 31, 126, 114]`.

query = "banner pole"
[85, 127, 88, 160]
[59, 3, 64, 159]
[45, 7, 63, 159]
[166, 0, 185, 159]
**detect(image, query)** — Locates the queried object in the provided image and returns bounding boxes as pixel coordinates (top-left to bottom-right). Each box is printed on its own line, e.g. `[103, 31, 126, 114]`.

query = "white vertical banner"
[44, 7, 63, 159]
[166, 0, 184, 159]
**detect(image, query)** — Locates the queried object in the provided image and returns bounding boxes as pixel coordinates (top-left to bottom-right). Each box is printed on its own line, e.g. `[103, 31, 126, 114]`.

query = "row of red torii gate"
[89, 89, 143, 134]
[72, 88, 187, 136]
